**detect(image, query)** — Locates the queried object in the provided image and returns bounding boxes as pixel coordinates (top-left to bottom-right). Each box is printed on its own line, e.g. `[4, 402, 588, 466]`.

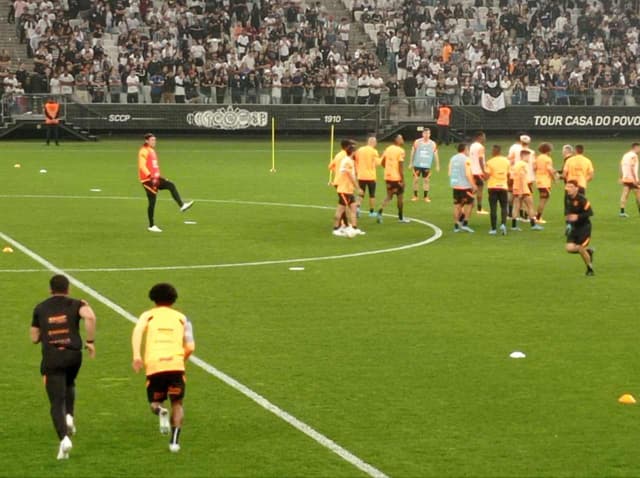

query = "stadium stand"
[1, 0, 640, 111]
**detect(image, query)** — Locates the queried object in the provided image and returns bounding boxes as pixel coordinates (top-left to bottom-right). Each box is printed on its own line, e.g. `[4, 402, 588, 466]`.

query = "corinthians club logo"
[186, 105, 269, 130]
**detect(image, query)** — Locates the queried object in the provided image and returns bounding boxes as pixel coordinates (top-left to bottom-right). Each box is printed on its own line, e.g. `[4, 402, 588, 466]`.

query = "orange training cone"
[618, 394, 637, 404]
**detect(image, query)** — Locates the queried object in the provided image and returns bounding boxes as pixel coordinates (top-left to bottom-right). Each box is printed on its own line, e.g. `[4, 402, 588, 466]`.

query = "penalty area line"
[0, 231, 389, 478]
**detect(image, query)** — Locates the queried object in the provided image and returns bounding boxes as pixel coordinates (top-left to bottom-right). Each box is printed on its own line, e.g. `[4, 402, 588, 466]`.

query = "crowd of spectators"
[2, 0, 640, 111]
[371, 0, 640, 111]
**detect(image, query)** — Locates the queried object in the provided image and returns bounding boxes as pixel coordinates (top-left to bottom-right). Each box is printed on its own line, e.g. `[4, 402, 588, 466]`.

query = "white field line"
[0, 195, 443, 273]
[1, 148, 325, 153]
[0, 230, 389, 478]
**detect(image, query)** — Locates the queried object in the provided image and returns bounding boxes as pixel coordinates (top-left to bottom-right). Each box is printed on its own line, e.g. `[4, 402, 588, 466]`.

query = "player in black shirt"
[564, 180, 595, 276]
[31, 275, 96, 459]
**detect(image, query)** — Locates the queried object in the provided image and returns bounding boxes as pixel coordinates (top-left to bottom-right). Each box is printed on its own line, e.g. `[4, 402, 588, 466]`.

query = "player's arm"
[465, 160, 476, 191]
[398, 152, 405, 184]
[30, 308, 41, 343]
[577, 198, 593, 220]
[183, 319, 195, 360]
[632, 158, 639, 184]
[586, 160, 594, 182]
[483, 161, 491, 180]
[348, 164, 359, 190]
[479, 146, 485, 171]
[547, 160, 558, 181]
[79, 300, 96, 358]
[30, 326, 40, 344]
[408, 142, 416, 169]
[138, 148, 150, 179]
[619, 160, 624, 182]
[328, 158, 337, 185]
[434, 147, 440, 172]
[131, 316, 148, 373]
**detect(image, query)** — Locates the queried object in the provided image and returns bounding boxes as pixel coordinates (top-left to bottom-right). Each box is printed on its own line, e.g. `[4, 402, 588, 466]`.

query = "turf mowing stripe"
[0, 230, 390, 478]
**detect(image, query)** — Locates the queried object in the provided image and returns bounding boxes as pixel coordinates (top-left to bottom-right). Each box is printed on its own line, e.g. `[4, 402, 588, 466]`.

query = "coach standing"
[31, 274, 96, 459]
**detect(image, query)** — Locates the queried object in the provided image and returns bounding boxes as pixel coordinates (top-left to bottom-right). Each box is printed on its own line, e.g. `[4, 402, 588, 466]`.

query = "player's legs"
[488, 189, 498, 230]
[620, 185, 630, 214]
[333, 202, 346, 230]
[511, 196, 521, 229]
[537, 188, 550, 221]
[523, 196, 541, 228]
[143, 183, 158, 227]
[475, 177, 485, 212]
[412, 170, 420, 200]
[63, 362, 81, 430]
[453, 202, 462, 230]
[396, 188, 406, 221]
[158, 178, 185, 207]
[566, 242, 591, 264]
[377, 183, 395, 222]
[347, 200, 359, 229]
[367, 182, 376, 212]
[566, 228, 593, 274]
[167, 374, 186, 452]
[168, 399, 184, 452]
[498, 190, 509, 228]
[634, 188, 640, 212]
[146, 373, 171, 434]
[462, 198, 473, 227]
[44, 371, 69, 440]
[423, 170, 431, 200]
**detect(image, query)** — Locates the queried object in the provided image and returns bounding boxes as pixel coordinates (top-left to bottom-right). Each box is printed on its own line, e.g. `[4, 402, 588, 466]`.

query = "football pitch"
[2, 135, 640, 477]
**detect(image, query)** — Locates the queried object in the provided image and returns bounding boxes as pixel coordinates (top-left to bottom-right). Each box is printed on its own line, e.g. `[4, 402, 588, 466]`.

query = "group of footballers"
[453, 132, 598, 275]
[327, 128, 439, 237]
[327, 127, 620, 276]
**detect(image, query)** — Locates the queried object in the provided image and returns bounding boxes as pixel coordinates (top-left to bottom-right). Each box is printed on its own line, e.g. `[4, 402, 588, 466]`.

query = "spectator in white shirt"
[357, 69, 370, 104]
[126, 69, 140, 103]
[334, 73, 348, 104]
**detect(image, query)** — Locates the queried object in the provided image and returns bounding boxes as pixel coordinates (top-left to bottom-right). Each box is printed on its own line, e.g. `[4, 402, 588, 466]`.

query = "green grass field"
[2, 135, 640, 478]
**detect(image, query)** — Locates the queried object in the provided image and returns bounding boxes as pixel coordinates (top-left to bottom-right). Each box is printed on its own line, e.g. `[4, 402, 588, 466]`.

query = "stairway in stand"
[0, 1, 32, 70]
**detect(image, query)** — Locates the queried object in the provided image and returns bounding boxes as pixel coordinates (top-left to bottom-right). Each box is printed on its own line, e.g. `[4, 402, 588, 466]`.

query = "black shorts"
[567, 223, 591, 246]
[146, 371, 186, 403]
[386, 181, 404, 195]
[453, 188, 474, 205]
[413, 167, 431, 178]
[538, 187, 551, 199]
[473, 175, 484, 187]
[337, 192, 356, 205]
[358, 180, 376, 197]
[623, 181, 638, 190]
[142, 177, 171, 195]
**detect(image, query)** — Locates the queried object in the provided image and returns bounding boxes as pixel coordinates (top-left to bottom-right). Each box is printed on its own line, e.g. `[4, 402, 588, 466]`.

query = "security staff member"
[44, 97, 61, 146]
[436, 102, 452, 145]
[31, 274, 97, 459]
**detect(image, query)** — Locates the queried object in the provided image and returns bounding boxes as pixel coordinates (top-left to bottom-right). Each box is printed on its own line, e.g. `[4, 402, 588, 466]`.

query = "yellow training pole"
[328, 123, 335, 182]
[270, 117, 276, 172]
